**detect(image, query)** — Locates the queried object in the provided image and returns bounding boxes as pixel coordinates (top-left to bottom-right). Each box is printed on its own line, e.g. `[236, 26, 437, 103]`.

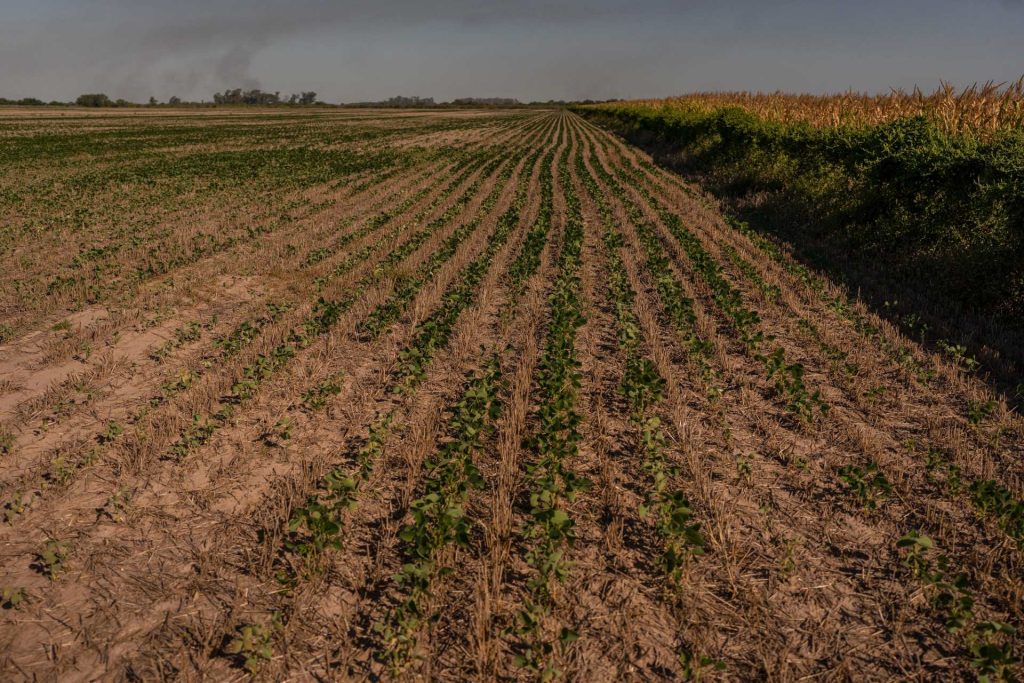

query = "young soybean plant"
[838, 461, 891, 509]
[375, 356, 504, 672]
[896, 531, 1019, 680]
[33, 539, 69, 579]
[223, 615, 281, 674]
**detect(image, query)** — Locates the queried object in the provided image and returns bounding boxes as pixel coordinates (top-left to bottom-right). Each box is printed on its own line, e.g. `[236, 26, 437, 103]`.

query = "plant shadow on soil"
[623, 134, 1024, 412]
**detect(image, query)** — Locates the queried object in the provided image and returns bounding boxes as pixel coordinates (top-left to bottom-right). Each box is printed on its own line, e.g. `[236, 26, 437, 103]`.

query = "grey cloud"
[0, 0, 1019, 103]
[2, 0, 696, 100]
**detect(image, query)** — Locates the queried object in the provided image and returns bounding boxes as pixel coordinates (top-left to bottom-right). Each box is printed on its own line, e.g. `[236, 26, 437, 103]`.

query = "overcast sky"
[1, 0, 1021, 103]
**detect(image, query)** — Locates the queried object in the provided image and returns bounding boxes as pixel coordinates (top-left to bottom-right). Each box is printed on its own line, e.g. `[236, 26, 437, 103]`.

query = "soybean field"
[0, 108, 1022, 681]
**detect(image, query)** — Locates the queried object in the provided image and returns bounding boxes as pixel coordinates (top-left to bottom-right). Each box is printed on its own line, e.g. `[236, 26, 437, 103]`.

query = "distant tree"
[148, 96, 158, 106]
[168, 96, 182, 106]
[76, 93, 113, 107]
[383, 96, 435, 108]
[449, 97, 520, 106]
[0, 97, 45, 105]
[213, 89, 236, 105]
[299, 91, 317, 105]
[213, 88, 281, 105]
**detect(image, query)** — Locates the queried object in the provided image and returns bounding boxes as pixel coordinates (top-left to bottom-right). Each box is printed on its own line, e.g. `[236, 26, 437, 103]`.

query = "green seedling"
[735, 453, 753, 481]
[224, 622, 275, 673]
[838, 462, 891, 508]
[286, 500, 343, 559]
[49, 450, 83, 487]
[779, 537, 798, 575]
[3, 491, 36, 523]
[679, 649, 726, 681]
[261, 418, 292, 447]
[896, 531, 989, 645]
[1, 585, 25, 609]
[99, 487, 132, 523]
[967, 399, 996, 425]
[938, 341, 981, 372]
[969, 621, 1018, 682]
[896, 531, 934, 579]
[0, 429, 14, 455]
[863, 385, 887, 402]
[161, 368, 195, 395]
[970, 480, 1024, 546]
[98, 421, 124, 445]
[34, 540, 68, 579]
[301, 372, 344, 410]
[168, 415, 217, 459]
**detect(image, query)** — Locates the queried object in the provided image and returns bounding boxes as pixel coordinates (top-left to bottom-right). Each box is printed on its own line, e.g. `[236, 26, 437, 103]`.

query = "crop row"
[367, 138, 563, 668]
[574, 140, 707, 581]
[280, 120, 560, 572]
[3, 113, 537, 339]
[590, 141, 827, 421]
[164, 142, 533, 461]
[615, 145, 948, 387]
[615, 158, 827, 420]
[7, 144, 392, 326]
[501, 140, 556, 318]
[392, 146, 553, 392]
[11, 146, 399, 320]
[513, 141, 589, 679]
[376, 357, 504, 670]
[243, 119, 564, 672]
[300, 115, 552, 275]
[576, 146, 722, 404]
[358, 151, 522, 338]
[0, 119, 553, 520]
[301, 162, 458, 268]
[583, 121, 1024, 677]
[606, 143, 1024, 550]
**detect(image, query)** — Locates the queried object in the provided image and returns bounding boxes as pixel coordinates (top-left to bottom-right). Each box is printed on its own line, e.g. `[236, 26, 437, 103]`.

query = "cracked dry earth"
[0, 107, 1022, 682]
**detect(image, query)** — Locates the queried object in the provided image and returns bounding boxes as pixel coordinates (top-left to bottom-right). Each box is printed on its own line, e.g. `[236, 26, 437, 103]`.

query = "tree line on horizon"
[1, 90, 620, 108]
